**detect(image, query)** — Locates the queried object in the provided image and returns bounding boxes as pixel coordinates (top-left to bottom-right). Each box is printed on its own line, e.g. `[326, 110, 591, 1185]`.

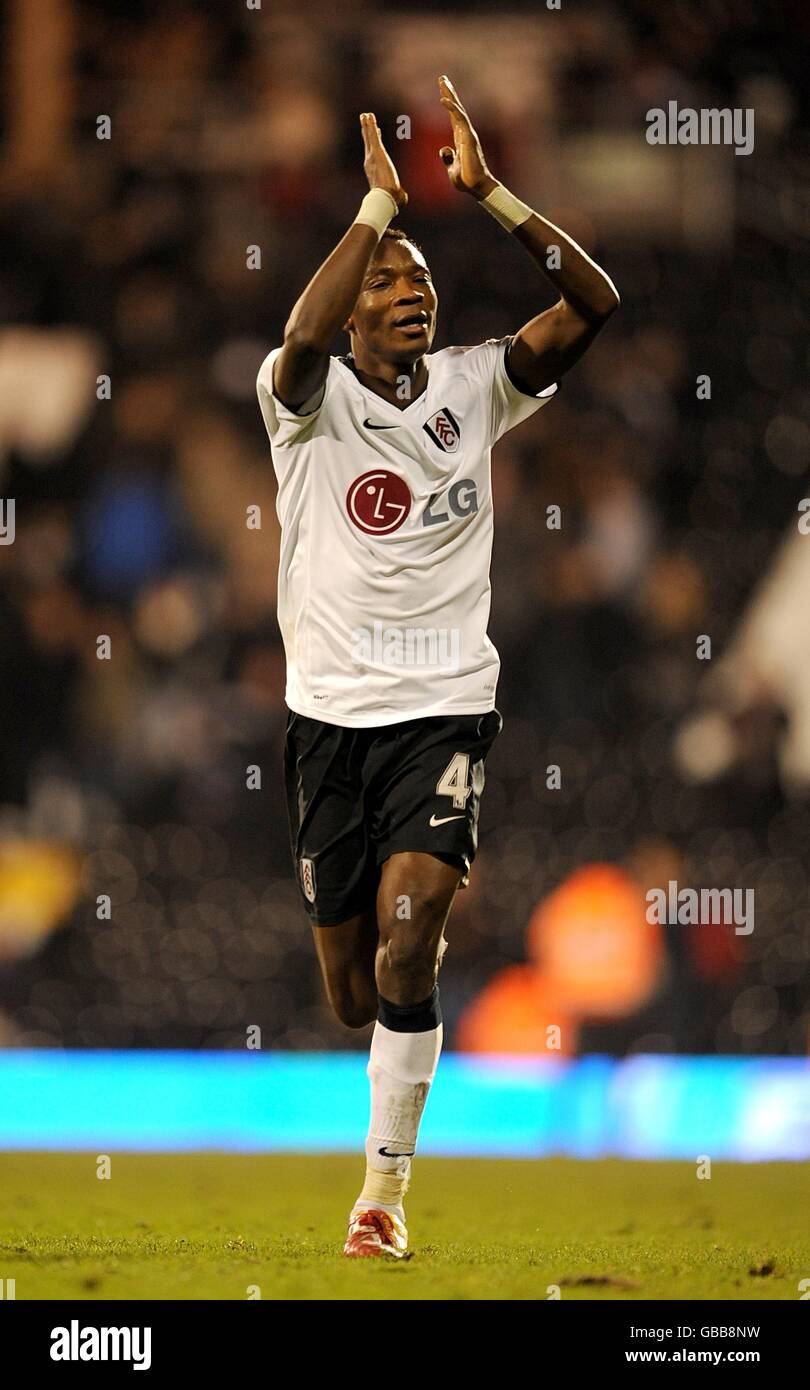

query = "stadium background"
[0, 0, 808, 1160]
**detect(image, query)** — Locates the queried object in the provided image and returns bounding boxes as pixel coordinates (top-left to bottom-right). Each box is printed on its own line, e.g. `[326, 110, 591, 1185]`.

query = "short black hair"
[378, 226, 424, 257]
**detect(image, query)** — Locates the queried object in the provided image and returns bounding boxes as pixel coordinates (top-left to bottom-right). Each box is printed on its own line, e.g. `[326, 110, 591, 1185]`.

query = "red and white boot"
[343, 1207, 408, 1259]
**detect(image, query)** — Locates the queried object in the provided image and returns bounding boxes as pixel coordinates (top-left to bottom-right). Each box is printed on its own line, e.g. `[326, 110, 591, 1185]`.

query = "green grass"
[0, 1154, 806, 1300]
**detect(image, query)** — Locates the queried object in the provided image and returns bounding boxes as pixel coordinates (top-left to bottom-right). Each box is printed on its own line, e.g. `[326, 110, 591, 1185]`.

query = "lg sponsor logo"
[346, 470, 478, 536]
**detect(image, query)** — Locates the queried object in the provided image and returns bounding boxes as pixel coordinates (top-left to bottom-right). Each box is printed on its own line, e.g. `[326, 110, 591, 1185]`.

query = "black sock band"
[377, 986, 442, 1033]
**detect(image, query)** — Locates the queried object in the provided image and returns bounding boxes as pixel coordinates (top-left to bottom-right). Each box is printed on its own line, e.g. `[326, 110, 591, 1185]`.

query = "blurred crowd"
[0, 0, 808, 1055]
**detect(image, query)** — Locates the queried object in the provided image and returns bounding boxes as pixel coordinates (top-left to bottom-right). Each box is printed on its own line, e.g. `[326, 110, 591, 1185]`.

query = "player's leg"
[344, 850, 462, 1257]
[375, 849, 461, 1003]
[307, 845, 455, 1034]
[284, 712, 379, 1027]
[345, 712, 502, 1257]
[310, 908, 378, 1029]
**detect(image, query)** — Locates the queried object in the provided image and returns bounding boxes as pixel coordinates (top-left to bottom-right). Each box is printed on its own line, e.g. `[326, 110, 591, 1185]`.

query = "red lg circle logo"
[346, 470, 412, 535]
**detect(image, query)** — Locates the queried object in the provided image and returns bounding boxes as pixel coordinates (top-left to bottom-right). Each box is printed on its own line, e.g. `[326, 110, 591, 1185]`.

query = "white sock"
[353, 988, 443, 1218]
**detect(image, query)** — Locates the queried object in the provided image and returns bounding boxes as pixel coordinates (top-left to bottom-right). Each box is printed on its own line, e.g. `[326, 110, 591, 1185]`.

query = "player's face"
[347, 240, 438, 362]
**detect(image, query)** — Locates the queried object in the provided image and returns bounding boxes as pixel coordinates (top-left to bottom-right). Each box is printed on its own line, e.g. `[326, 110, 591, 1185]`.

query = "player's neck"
[347, 354, 428, 411]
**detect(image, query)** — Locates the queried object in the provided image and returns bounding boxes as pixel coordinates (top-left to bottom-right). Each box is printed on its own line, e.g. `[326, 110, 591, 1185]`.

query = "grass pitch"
[0, 1153, 806, 1300]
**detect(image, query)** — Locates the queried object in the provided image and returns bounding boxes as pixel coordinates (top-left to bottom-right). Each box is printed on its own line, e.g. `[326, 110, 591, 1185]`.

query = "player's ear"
[343, 316, 355, 334]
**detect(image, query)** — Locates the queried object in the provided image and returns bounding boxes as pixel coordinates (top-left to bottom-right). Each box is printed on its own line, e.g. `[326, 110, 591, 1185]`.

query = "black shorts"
[283, 707, 503, 926]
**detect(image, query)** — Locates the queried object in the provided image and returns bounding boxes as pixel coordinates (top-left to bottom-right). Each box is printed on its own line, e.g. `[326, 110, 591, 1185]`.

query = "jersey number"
[436, 752, 472, 810]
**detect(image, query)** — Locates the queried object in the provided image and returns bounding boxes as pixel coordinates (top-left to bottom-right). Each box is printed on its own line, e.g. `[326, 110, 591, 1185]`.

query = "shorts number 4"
[436, 752, 472, 810]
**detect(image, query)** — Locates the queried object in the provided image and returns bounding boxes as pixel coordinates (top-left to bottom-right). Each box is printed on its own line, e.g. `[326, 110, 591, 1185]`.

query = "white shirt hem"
[286, 698, 497, 728]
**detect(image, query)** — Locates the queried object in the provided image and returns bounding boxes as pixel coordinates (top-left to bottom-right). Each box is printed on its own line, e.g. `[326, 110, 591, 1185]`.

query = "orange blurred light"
[455, 963, 577, 1056]
[528, 863, 663, 1016]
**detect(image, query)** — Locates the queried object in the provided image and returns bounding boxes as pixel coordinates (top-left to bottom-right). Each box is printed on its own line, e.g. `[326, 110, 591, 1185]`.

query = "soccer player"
[257, 75, 619, 1258]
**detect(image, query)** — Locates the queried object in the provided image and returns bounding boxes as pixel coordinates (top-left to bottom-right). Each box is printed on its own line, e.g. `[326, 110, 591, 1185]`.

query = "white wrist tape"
[354, 188, 399, 238]
[481, 183, 533, 232]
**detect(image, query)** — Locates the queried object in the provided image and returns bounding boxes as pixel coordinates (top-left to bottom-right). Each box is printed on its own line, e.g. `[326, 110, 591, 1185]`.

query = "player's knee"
[331, 992, 376, 1029]
[379, 885, 450, 977]
[380, 919, 442, 983]
[327, 978, 376, 1029]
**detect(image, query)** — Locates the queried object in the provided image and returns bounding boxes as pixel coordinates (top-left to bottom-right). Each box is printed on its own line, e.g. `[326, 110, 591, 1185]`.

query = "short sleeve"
[465, 337, 558, 445]
[256, 346, 329, 446]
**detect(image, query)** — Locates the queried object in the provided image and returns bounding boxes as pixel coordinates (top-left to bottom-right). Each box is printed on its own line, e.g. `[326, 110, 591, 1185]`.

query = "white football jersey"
[256, 338, 556, 727]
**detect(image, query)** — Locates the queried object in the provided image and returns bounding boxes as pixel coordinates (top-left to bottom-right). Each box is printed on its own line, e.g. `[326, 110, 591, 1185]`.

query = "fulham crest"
[423, 407, 461, 454]
[300, 857, 316, 903]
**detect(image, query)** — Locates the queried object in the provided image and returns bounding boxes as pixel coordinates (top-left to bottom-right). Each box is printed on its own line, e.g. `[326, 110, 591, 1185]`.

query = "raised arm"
[273, 114, 408, 411]
[438, 74, 620, 395]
